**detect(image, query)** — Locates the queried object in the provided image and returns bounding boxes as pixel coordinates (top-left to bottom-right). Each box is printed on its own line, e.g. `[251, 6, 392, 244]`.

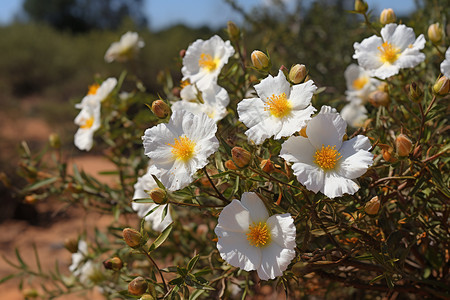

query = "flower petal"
[306, 110, 344, 149]
[240, 192, 269, 223]
[381, 23, 416, 51]
[266, 214, 296, 249]
[274, 105, 316, 139]
[216, 199, 251, 233]
[337, 136, 373, 179]
[255, 70, 290, 102]
[257, 243, 296, 280]
[322, 172, 360, 198]
[291, 162, 324, 194]
[289, 80, 317, 109]
[280, 136, 316, 165]
[353, 36, 384, 70]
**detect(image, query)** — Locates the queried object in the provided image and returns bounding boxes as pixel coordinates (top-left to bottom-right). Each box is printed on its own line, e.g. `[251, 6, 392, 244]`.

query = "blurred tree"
[23, 0, 148, 32]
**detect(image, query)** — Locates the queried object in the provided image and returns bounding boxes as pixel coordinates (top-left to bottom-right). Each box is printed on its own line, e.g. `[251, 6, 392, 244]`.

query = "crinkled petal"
[255, 70, 291, 102]
[306, 111, 344, 149]
[353, 36, 384, 70]
[215, 230, 261, 272]
[371, 63, 401, 79]
[240, 192, 269, 223]
[381, 24, 417, 51]
[266, 214, 296, 249]
[441, 47, 450, 77]
[237, 98, 269, 128]
[337, 136, 373, 179]
[291, 162, 324, 194]
[340, 102, 368, 127]
[216, 199, 251, 233]
[280, 136, 315, 165]
[322, 172, 360, 198]
[289, 80, 317, 109]
[274, 105, 316, 139]
[257, 243, 296, 280]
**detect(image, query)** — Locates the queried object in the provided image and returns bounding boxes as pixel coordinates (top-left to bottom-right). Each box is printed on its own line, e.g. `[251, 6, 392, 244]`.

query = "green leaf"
[23, 177, 58, 193]
[189, 289, 206, 300]
[0, 274, 15, 284]
[187, 254, 200, 272]
[149, 222, 173, 252]
[169, 276, 184, 286]
[369, 274, 385, 284]
[151, 174, 166, 190]
[133, 198, 154, 203]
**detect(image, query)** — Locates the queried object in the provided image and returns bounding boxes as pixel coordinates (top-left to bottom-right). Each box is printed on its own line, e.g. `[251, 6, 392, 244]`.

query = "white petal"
[371, 63, 401, 79]
[291, 162, 324, 194]
[322, 172, 360, 198]
[257, 244, 296, 280]
[289, 80, 317, 109]
[337, 136, 373, 179]
[280, 136, 316, 165]
[216, 199, 251, 233]
[146, 204, 173, 232]
[396, 48, 425, 69]
[353, 36, 384, 70]
[381, 24, 416, 51]
[340, 102, 368, 127]
[306, 112, 344, 149]
[441, 48, 450, 78]
[74, 128, 94, 151]
[215, 230, 261, 272]
[274, 105, 316, 139]
[254, 70, 291, 102]
[266, 214, 296, 249]
[344, 64, 365, 90]
[240, 192, 269, 223]
[237, 98, 269, 128]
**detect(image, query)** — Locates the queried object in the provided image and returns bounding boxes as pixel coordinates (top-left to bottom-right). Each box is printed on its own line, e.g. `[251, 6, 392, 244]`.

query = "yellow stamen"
[313, 145, 342, 170]
[87, 83, 100, 95]
[352, 76, 369, 90]
[198, 53, 219, 72]
[80, 117, 94, 129]
[264, 93, 292, 118]
[168, 136, 196, 161]
[247, 222, 271, 247]
[378, 41, 400, 64]
[180, 80, 190, 89]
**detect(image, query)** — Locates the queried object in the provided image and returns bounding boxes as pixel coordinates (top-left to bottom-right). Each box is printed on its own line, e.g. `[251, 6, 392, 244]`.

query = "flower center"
[198, 53, 219, 72]
[352, 76, 369, 90]
[80, 117, 94, 129]
[168, 136, 196, 161]
[265, 93, 292, 118]
[247, 222, 271, 247]
[313, 145, 342, 170]
[378, 41, 400, 64]
[87, 83, 100, 95]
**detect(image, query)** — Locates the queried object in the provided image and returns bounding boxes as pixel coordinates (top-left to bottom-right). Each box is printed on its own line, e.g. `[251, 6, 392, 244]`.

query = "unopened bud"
[140, 294, 155, 300]
[49, 133, 61, 149]
[433, 76, 450, 95]
[151, 100, 171, 118]
[428, 23, 443, 44]
[379, 144, 397, 163]
[227, 21, 240, 41]
[224, 159, 238, 170]
[289, 64, 307, 84]
[231, 147, 251, 168]
[123, 228, 142, 248]
[365, 196, 380, 215]
[64, 238, 79, 253]
[380, 8, 396, 25]
[354, 0, 368, 13]
[103, 257, 123, 271]
[179, 49, 186, 58]
[395, 134, 412, 157]
[251, 50, 270, 70]
[260, 159, 275, 174]
[368, 90, 389, 107]
[128, 276, 148, 296]
[409, 82, 423, 102]
[149, 187, 167, 204]
[25, 194, 37, 204]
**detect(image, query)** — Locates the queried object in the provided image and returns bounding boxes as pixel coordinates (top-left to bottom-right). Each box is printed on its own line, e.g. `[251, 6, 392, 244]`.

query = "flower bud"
[179, 49, 186, 58]
[368, 90, 390, 107]
[64, 238, 79, 253]
[428, 23, 443, 44]
[128, 276, 148, 296]
[25, 194, 37, 204]
[149, 187, 167, 204]
[408, 82, 423, 102]
[289, 64, 307, 84]
[123, 228, 142, 248]
[364, 196, 380, 215]
[103, 256, 123, 271]
[380, 8, 396, 25]
[251, 50, 270, 70]
[354, 0, 368, 13]
[140, 294, 155, 300]
[395, 134, 412, 157]
[224, 159, 238, 170]
[49, 133, 61, 149]
[151, 100, 171, 119]
[227, 21, 240, 41]
[260, 159, 275, 174]
[433, 76, 450, 96]
[231, 147, 251, 168]
[379, 144, 397, 163]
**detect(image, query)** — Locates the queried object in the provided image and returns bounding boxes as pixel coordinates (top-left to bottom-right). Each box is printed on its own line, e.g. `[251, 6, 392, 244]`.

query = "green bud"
[433, 76, 450, 96]
[354, 0, 368, 13]
[408, 82, 423, 102]
[289, 64, 307, 84]
[251, 50, 270, 70]
[227, 21, 240, 41]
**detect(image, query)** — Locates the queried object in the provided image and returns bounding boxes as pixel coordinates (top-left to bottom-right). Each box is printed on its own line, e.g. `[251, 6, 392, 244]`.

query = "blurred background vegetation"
[0, 0, 448, 219]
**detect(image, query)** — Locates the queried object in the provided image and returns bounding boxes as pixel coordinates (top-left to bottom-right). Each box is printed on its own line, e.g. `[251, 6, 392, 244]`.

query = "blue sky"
[0, 0, 417, 30]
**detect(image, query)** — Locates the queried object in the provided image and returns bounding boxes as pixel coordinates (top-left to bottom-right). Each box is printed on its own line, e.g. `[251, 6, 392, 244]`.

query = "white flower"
[104, 31, 145, 63]
[340, 101, 368, 128]
[214, 192, 296, 280]
[74, 102, 101, 151]
[353, 24, 425, 79]
[182, 35, 234, 90]
[441, 47, 450, 78]
[132, 166, 173, 232]
[280, 106, 373, 199]
[344, 64, 380, 103]
[172, 81, 229, 122]
[75, 77, 117, 109]
[69, 241, 97, 284]
[142, 110, 219, 191]
[237, 70, 316, 145]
